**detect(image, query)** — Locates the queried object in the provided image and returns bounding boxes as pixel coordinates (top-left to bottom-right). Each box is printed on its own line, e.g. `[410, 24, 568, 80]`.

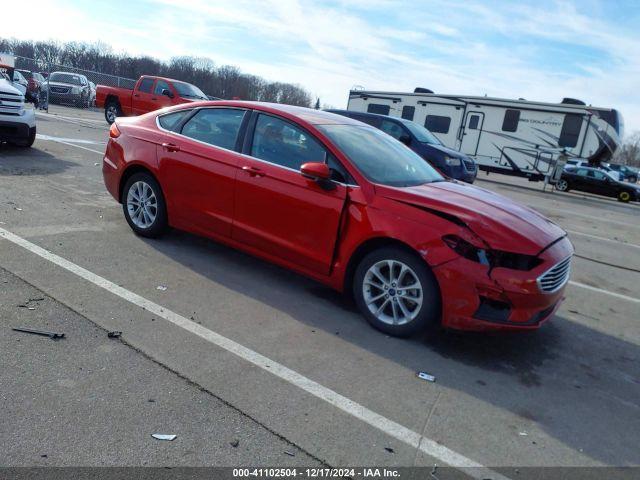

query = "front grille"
[50, 86, 70, 94]
[537, 256, 571, 293]
[463, 159, 476, 171]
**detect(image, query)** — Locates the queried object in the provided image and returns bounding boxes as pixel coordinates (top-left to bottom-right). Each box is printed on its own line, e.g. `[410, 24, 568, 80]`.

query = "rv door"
[461, 112, 484, 156]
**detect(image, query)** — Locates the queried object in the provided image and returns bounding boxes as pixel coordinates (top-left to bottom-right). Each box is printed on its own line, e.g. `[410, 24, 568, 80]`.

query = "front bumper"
[0, 108, 36, 142]
[432, 236, 574, 331]
[48, 91, 83, 104]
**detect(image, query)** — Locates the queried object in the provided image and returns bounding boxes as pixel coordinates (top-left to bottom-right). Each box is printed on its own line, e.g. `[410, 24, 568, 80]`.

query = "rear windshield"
[49, 72, 82, 85]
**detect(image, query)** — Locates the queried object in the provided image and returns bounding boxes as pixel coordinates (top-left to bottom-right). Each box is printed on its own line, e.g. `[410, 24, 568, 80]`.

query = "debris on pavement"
[230, 439, 239, 448]
[107, 331, 122, 338]
[156, 285, 168, 291]
[384, 447, 395, 453]
[284, 451, 295, 457]
[417, 371, 436, 382]
[151, 434, 177, 441]
[12, 327, 65, 340]
[519, 431, 528, 436]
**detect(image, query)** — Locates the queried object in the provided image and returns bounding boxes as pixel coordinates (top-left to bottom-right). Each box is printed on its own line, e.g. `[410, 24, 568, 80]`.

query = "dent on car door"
[232, 112, 348, 276]
[157, 107, 248, 237]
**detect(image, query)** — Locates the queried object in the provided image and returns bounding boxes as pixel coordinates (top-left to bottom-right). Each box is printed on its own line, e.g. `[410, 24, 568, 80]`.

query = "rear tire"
[121, 172, 168, 237]
[353, 247, 440, 337]
[555, 179, 569, 192]
[105, 100, 122, 124]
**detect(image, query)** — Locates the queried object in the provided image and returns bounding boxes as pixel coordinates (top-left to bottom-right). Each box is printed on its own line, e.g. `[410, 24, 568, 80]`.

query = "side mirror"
[399, 134, 411, 146]
[301, 162, 331, 180]
[162, 88, 174, 98]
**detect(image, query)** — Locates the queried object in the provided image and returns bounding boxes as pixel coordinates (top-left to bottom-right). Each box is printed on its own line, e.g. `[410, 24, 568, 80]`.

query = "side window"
[251, 114, 326, 170]
[158, 110, 192, 132]
[468, 115, 480, 130]
[592, 171, 605, 180]
[138, 78, 154, 93]
[380, 119, 406, 140]
[401, 106, 415, 120]
[575, 168, 589, 177]
[367, 103, 390, 115]
[154, 80, 171, 95]
[181, 108, 246, 150]
[425, 115, 451, 134]
[502, 109, 520, 132]
[559, 114, 582, 148]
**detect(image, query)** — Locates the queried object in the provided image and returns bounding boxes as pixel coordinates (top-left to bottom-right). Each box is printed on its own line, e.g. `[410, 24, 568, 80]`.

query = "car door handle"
[133, 93, 139, 97]
[161, 142, 180, 152]
[242, 165, 265, 177]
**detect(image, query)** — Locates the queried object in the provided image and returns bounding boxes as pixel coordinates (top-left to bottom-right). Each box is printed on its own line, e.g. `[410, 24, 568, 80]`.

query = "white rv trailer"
[347, 89, 624, 180]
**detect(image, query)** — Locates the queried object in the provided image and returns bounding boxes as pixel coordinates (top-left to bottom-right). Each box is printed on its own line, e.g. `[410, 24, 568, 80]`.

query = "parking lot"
[1, 105, 639, 475]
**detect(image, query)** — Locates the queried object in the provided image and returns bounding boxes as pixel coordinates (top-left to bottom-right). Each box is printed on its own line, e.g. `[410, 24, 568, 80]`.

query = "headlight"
[444, 156, 461, 166]
[442, 234, 542, 271]
[71, 86, 80, 94]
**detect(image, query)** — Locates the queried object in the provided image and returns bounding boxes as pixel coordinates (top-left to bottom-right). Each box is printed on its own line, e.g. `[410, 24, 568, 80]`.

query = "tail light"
[109, 123, 121, 138]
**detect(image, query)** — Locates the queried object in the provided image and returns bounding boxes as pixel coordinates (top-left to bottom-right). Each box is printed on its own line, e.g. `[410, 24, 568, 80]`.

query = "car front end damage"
[432, 234, 573, 331]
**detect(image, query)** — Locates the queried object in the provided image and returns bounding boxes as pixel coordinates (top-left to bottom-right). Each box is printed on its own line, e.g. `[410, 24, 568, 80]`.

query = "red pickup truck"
[96, 75, 208, 124]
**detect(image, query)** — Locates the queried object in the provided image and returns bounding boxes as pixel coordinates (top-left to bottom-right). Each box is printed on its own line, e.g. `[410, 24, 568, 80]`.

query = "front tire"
[121, 173, 168, 237]
[618, 190, 631, 203]
[353, 247, 440, 337]
[555, 179, 569, 192]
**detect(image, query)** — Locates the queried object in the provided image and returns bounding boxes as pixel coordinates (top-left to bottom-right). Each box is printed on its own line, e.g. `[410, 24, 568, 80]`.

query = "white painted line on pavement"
[566, 229, 640, 250]
[0, 226, 507, 480]
[36, 111, 107, 125]
[36, 134, 104, 155]
[568, 281, 640, 304]
[37, 133, 106, 145]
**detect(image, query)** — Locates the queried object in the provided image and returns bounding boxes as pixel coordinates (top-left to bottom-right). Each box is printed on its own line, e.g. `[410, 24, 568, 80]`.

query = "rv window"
[468, 115, 480, 130]
[367, 103, 390, 115]
[502, 109, 520, 132]
[401, 106, 415, 121]
[425, 115, 451, 134]
[559, 114, 582, 148]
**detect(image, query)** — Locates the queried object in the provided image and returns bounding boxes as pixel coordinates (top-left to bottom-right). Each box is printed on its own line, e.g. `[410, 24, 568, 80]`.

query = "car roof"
[172, 101, 365, 126]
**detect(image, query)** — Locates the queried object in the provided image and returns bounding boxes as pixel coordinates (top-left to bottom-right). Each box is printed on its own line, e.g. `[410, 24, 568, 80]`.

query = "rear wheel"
[105, 100, 122, 124]
[121, 172, 168, 237]
[618, 190, 631, 203]
[555, 179, 569, 192]
[353, 247, 440, 337]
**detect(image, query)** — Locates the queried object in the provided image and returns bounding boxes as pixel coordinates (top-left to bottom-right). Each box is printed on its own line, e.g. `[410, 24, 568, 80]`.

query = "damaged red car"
[103, 102, 573, 337]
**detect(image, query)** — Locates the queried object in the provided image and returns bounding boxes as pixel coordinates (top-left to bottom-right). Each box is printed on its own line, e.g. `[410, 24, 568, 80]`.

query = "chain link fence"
[12, 55, 136, 113]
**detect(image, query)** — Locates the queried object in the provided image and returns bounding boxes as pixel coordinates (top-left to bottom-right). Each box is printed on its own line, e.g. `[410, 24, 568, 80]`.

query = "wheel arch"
[105, 94, 121, 108]
[342, 236, 433, 298]
[118, 164, 161, 204]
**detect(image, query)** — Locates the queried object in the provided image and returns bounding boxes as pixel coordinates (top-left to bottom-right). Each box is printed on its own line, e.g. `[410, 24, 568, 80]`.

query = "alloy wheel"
[106, 105, 118, 123]
[126, 181, 158, 229]
[556, 179, 568, 191]
[362, 260, 423, 326]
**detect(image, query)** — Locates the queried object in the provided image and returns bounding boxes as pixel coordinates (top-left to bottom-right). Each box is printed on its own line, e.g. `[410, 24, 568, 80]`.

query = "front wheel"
[122, 173, 169, 237]
[555, 179, 569, 192]
[618, 190, 632, 203]
[353, 247, 440, 337]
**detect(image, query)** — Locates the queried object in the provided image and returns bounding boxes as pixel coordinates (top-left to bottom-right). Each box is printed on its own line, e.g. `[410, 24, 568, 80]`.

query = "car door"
[232, 112, 348, 276]
[590, 170, 612, 196]
[132, 77, 156, 115]
[153, 79, 175, 110]
[157, 107, 248, 238]
[572, 168, 590, 191]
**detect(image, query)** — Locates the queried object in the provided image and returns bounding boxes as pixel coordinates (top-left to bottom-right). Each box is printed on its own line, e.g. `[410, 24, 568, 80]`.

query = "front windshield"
[173, 81, 207, 100]
[400, 119, 442, 145]
[319, 124, 444, 187]
[49, 72, 82, 85]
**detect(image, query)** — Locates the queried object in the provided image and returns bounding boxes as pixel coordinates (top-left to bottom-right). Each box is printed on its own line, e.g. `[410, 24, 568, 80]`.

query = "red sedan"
[103, 101, 573, 336]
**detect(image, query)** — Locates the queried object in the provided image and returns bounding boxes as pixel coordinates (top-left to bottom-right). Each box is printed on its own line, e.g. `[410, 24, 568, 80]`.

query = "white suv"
[0, 76, 36, 147]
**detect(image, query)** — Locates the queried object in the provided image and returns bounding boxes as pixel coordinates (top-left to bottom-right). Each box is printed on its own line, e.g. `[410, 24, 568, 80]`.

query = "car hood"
[423, 142, 469, 159]
[46, 81, 80, 88]
[377, 181, 566, 255]
[0, 78, 22, 95]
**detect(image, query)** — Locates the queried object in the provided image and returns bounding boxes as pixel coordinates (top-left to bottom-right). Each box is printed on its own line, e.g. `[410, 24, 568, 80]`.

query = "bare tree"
[613, 131, 640, 167]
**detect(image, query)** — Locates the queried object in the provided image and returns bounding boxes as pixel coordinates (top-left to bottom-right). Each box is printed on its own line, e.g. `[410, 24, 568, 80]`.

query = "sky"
[3, 0, 640, 135]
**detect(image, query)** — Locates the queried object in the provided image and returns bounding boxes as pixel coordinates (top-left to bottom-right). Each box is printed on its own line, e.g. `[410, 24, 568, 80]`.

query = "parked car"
[96, 75, 207, 124]
[44, 71, 91, 108]
[556, 166, 639, 202]
[103, 102, 573, 337]
[564, 159, 623, 181]
[605, 163, 638, 183]
[0, 76, 36, 147]
[16, 69, 45, 106]
[9, 69, 28, 95]
[327, 109, 477, 183]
